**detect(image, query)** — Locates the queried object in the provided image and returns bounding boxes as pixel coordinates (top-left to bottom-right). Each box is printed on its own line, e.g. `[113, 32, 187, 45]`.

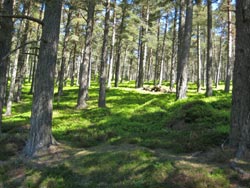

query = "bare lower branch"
[1, 40, 39, 62]
[0, 14, 43, 25]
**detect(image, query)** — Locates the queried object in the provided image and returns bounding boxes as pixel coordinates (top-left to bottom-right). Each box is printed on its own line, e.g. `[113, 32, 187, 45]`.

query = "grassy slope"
[0, 81, 249, 188]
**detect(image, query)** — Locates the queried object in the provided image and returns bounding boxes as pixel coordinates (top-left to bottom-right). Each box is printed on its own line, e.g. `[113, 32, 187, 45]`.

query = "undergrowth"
[1, 81, 245, 188]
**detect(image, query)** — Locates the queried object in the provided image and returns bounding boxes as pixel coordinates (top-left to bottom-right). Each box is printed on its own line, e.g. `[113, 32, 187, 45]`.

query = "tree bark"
[107, 0, 116, 88]
[15, 1, 31, 102]
[206, 0, 213, 97]
[154, 18, 160, 86]
[114, 0, 127, 87]
[170, 5, 178, 91]
[5, 48, 20, 116]
[176, 0, 193, 100]
[76, 0, 96, 109]
[159, 16, 168, 86]
[230, 0, 250, 158]
[224, 0, 233, 93]
[29, 2, 44, 94]
[98, 0, 110, 108]
[24, 0, 62, 157]
[136, 0, 149, 88]
[215, 36, 222, 88]
[0, 0, 13, 134]
[57, 10, 72, 104]
[196, 24, 202, 92]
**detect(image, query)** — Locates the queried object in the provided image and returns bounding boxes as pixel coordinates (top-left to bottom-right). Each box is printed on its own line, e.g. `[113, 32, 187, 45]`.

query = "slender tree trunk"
[176, 0, 193, 100]
[137, 0, 149, 88]
[29, 51, 37, 94]
[24, 0, 62, 157]
[107, 0, 116, 88]
[147, 48, 153, 81]
[5, 49, 20, 116]
[120, 46, 128, 83]
[154, 18, 160, 86]
[197, 24, 202, 92]
[170, 5, 178, 91]
[5, 2, 27, 115]
[230, 0, 250, 158]
[224, 0, 233, 93]
[98, 0, 110, 107]
[57, 10, 72, 104]
[77, 0, 96, 109]
[70, 43, 77, 86]
[159, 16, 168, 86]
[216, 36, 222, 88]
[115, 0, 127, 87]
[29, 2, 44, 94]
[206, 0, 213, 97]
[0, 0, 13, 134]
[15, 1, 31, 102]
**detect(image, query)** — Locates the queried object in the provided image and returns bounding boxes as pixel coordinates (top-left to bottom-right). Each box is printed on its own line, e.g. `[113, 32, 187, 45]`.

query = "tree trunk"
[5, 48, 20, 116]
[70, 43, 77, 86]
[24, 0, 62, 157]
[176, 0, 193, 100]
[57, 10, 72, 104]
[206, 0, 213, 97]
[216, 36, 222, 88]
[107, 0, 116, 88]
[29, 2, 44, 94]
[137, 0, 149, 88]
[6, 13, 24, 115]
[159, 16, 168, 86]
[230, 0, 250, 158]
[76, 0, 96, 109]
[154, 18, 160, 86]
[0, 0, 13, 134]
[147, 48, 153, 81]
[170, 5, 178, 91]
[196, 24, 202, 92]
[224, 0, 233, 93]
[15, 1, 31, 102]
[120, 45, 128, 83]
[98, 0, 110, 108]
[115, 0, 127, 87]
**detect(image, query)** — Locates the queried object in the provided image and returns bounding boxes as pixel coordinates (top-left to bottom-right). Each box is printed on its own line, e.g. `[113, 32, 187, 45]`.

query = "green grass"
[1, 81, 248, 188]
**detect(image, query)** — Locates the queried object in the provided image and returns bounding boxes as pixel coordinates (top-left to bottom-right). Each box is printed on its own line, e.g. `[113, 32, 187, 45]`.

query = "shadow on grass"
[1, 84, 237, 188]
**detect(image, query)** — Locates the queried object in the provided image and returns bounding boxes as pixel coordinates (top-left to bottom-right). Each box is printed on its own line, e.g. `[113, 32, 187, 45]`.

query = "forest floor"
[1, 81, 250, 188]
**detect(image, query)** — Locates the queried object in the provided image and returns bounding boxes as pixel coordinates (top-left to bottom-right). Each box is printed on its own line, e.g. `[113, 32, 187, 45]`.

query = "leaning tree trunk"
[24, 0, 62, 157]
[0, 0, 13, 134]
[76, 0, 96, 109]
[206, 0, 213, 97]
[230, 0, 250, 158]
[224, 0, 233, 93]
[98, 0, 110, 108]
[176, 0, 193, 100]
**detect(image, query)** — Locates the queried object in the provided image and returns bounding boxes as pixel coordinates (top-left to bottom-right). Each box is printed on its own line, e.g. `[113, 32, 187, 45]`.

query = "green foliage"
[1, 81, 237, 187]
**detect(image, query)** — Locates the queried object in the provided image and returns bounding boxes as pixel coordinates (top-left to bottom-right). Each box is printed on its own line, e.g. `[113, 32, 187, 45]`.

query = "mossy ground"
[0, 81, 249, 188]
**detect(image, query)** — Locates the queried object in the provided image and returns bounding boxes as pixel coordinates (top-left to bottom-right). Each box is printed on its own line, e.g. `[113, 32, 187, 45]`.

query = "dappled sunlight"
[1, 82, 248, 188]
